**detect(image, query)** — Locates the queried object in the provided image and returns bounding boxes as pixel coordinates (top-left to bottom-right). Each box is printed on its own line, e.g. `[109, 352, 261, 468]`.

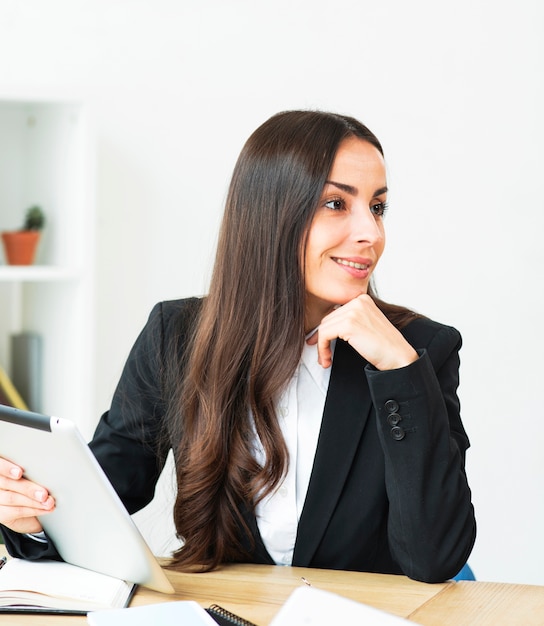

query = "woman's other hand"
[0, 457, 54, 533]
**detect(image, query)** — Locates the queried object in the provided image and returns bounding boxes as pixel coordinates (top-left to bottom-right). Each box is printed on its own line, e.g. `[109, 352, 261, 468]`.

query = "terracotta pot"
[1, 231, 42, 265]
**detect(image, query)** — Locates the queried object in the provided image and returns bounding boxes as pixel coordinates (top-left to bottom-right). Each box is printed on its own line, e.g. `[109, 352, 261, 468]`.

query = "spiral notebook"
[206, 604, 258, 626]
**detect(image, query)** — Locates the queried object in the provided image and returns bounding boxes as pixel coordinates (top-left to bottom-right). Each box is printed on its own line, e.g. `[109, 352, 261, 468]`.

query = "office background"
[0, 0, 542, 585]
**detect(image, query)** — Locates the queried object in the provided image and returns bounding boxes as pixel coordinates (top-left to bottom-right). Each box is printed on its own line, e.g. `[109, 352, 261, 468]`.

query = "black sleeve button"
[385, 399, 399, 413]
[390, 426, 405, 441]
[387, 412, 402, 426]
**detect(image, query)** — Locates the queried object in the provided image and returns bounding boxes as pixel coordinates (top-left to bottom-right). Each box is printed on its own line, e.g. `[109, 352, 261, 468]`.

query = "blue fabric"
[453, 563, 475, 580]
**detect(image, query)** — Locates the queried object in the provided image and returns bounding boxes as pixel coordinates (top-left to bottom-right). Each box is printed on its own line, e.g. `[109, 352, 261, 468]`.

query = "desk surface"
[2, 547, 544, 625]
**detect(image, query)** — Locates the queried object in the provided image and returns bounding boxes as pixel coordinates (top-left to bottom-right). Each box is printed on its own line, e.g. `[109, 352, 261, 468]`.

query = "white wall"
[1, 0, 543, 585]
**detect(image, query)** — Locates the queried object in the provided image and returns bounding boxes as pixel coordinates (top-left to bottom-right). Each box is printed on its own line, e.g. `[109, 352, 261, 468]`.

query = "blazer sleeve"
[366, 321, 476, 583]
[89, 298, 201, 513]
[88, 301, 176, 514]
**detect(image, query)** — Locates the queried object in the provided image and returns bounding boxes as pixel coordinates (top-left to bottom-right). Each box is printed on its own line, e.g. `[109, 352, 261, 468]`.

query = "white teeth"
[334, 258, 369, 270]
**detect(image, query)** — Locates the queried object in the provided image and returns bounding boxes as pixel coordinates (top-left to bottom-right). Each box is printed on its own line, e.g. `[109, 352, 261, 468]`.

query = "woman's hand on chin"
[307, 294, 418, 370]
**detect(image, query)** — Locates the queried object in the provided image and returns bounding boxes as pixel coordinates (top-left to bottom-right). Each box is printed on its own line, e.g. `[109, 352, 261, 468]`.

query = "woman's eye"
[324, 198, 345, 211]
[371, 202, 388, 217]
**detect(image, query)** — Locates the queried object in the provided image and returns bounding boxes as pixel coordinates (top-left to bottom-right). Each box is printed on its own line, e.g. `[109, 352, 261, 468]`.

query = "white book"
[0, 558, 135, 614]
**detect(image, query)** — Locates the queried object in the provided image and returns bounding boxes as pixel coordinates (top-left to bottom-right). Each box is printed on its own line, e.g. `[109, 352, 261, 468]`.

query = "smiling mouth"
[332, 257, 370, 270]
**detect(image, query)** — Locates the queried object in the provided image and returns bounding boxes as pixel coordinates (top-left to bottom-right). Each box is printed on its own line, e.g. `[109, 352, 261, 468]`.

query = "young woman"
[0, 110, 475, 583]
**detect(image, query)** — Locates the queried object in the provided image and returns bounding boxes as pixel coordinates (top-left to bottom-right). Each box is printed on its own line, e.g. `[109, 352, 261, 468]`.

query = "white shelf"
[0, 97, 94, 435]
[0, 265, 80, 282]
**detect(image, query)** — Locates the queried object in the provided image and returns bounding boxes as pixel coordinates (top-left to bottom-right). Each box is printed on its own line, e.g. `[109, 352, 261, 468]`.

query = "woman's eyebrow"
[325, 180, 388, 197]
[325, 180, 357, 195]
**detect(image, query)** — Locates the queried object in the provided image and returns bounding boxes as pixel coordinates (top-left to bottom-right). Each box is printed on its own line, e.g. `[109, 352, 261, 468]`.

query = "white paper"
[87, 601, 218, 625]
[270, 585, 416, 625]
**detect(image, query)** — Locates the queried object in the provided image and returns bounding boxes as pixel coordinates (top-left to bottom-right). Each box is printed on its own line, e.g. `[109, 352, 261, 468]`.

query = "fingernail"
[10, 467, 21, 478]
[34, 490, 46, 502]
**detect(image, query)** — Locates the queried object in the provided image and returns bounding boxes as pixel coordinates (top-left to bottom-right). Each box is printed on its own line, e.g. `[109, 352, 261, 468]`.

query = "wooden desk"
[132, 564, 450, 624]
[2, 547, 544, 625]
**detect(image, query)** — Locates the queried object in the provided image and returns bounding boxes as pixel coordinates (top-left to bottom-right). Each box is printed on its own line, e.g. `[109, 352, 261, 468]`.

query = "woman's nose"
[353, 207, 383, 244]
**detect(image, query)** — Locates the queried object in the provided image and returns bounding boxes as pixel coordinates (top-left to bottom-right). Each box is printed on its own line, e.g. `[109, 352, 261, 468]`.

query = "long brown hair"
[166, 110, 419, 571]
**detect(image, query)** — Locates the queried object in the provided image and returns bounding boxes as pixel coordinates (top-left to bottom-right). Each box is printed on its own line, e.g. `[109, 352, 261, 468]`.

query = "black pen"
[0, 556, 7, 570]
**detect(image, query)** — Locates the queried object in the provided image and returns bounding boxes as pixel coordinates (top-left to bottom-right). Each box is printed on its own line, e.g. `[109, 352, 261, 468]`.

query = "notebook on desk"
[0, 404, 174, 594]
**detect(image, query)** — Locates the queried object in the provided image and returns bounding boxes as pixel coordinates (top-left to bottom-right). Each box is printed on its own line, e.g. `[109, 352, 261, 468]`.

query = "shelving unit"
[0, 98, 95, 436]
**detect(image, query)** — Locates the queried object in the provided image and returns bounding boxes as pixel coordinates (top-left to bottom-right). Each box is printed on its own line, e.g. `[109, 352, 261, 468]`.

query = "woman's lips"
[332, 256, 372, 271]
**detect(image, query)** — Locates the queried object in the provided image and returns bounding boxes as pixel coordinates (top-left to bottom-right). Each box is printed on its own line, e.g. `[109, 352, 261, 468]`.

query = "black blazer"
[2, 298, 476, 582]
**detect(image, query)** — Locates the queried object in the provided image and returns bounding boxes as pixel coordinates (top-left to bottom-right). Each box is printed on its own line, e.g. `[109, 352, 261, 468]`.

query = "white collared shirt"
[254, 338, 335, 565]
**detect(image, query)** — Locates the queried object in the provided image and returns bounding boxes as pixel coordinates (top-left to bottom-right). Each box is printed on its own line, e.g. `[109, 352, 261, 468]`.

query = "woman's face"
[304, 137, 387, 330]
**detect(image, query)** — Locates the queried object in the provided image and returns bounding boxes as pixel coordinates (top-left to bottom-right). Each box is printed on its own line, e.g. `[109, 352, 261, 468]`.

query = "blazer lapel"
[293, 339, 373, 566]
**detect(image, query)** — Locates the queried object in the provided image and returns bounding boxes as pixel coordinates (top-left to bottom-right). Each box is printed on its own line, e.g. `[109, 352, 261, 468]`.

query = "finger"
[0, 483, 55, 511]
[316, 329, 334, 368]
[0, 475, 54, 508]
[306, 327, 332, 366]
[0, 458, 23, 480]
[306, 325, 333, 365]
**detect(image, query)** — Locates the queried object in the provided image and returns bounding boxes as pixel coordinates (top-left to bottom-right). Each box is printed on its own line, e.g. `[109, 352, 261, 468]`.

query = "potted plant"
[1, 206, 46, 265]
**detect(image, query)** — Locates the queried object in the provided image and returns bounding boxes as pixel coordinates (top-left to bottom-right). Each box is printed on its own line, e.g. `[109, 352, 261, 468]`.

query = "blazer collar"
[292, 339, 373, 566]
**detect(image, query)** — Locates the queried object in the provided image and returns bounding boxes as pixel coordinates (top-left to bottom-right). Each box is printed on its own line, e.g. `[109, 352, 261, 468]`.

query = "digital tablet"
[0, 404, 174, 594]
